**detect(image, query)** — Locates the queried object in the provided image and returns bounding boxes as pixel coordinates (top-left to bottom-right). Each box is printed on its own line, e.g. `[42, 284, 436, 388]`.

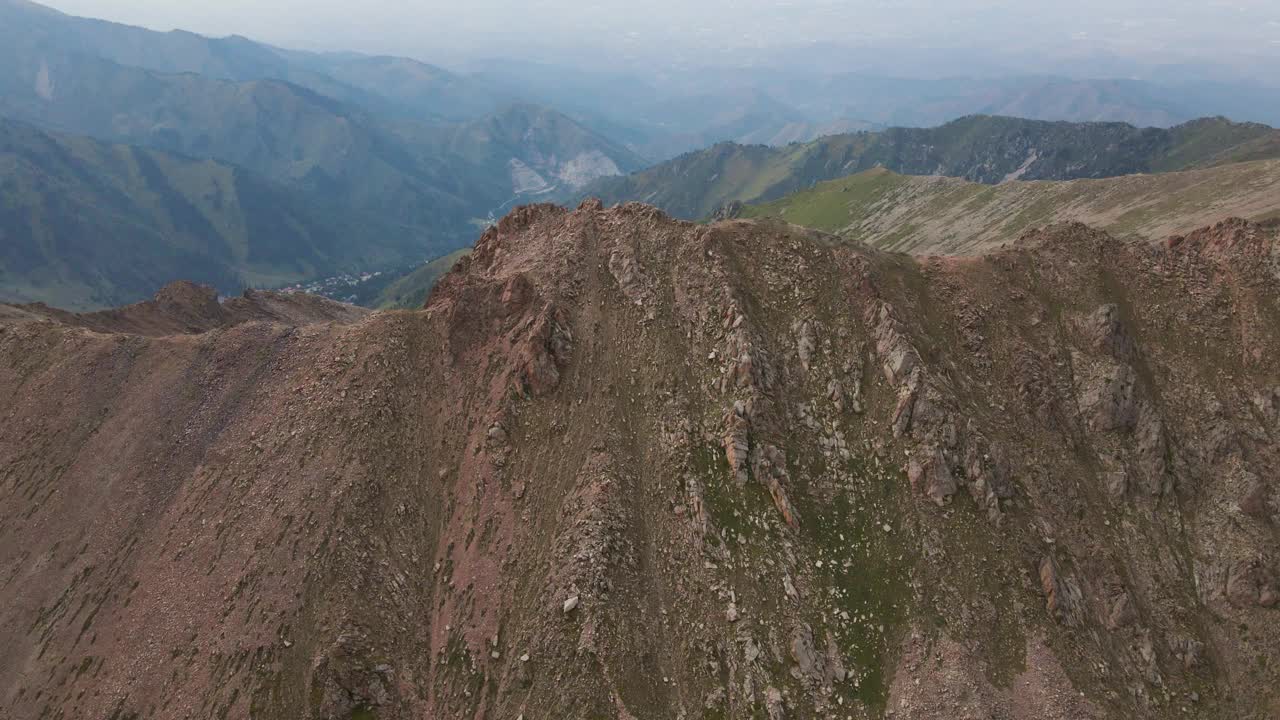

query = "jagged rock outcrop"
[2, 208, 1279, 720]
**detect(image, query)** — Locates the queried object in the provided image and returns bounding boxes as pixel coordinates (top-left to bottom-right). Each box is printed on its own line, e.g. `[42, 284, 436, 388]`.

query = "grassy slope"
[740, 159, 1280, 254]
[585, 115, 1280, 220]
[373, 249, 471, 310]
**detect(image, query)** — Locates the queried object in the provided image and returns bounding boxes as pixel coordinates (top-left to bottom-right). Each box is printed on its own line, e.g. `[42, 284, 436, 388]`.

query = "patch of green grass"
[693, 445, 777, 550]
[742, 169, 908, 233]
[962, 186, 999, 211]
[1000, 192, 1061, 236]
[792, 454, 912, 710]
[877, 223, 920, 253]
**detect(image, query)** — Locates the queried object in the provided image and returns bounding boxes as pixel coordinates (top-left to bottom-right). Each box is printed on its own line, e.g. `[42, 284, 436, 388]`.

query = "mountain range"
[0, 0, 646, 307]
[458, 59, 1280, 161]
[583, 115, 1280, 221]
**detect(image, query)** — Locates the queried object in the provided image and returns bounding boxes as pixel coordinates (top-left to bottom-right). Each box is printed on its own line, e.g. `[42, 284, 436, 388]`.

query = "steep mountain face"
[3, 203, 1278, 719]
[0, 117, 440, 309]
[740, 160, 1280, 254]
[584, 115, 1280, 220]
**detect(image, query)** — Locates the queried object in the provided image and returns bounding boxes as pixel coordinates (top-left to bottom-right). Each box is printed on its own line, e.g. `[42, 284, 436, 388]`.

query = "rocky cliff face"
[1, 206, 1278, 719]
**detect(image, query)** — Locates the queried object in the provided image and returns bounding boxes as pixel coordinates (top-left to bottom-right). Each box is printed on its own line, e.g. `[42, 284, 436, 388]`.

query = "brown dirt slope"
[1, 205, 1278, 720]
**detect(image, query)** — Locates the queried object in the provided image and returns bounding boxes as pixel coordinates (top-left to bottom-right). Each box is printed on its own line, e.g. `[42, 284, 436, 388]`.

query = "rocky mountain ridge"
[1, 205, 1277, 719]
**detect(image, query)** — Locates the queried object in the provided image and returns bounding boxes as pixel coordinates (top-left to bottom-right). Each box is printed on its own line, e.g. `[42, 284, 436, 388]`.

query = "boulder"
[1040, 556, 1081, 624]
[789, 624, 824, 682]
[723, 410, 751, 486]
[765, 687, 785, 720]
[795, 320, 817, 372]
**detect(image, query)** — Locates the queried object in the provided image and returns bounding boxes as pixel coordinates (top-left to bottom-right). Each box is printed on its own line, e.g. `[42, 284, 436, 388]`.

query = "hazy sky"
[38, 0, 1280, 72]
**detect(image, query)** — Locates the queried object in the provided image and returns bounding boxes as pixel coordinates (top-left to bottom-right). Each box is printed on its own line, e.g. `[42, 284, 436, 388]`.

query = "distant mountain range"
[0, 5, 643, 212]
[0, 0, 502, 121]
[582, 115, 1280, 220]
[458, 60, 1280, 161]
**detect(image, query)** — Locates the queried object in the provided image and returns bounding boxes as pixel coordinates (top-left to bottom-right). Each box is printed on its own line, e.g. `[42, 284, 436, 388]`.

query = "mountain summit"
[2, 204, 1277, 719]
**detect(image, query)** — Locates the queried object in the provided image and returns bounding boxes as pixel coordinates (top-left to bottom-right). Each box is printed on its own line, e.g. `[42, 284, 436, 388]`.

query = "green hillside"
[739, 159, 1280, 254]
[0, 118, 423, 309]
[584, 115, 1280, 220]
[373, 249, 471, 310]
